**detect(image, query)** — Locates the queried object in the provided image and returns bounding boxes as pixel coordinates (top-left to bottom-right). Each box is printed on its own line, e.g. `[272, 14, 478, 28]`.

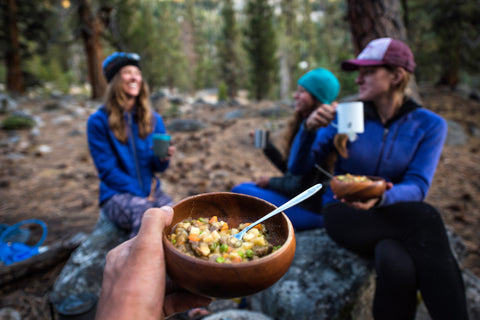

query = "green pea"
[220, 244, 229, 253]
[237, 250, 244, 258]
[216, 256, 225, 263]
[171, 239, 176, 244]
[210, 242, 218, 251]
[246, 249, 253, 258]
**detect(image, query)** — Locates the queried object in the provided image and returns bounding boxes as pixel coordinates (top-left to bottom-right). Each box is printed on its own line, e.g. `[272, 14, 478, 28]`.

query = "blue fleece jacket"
[87, 106, 169, 206]
[288, 99, 447, 206]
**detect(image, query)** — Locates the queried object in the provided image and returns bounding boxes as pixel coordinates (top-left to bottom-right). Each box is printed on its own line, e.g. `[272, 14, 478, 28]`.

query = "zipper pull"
[383, 128, 389, 141]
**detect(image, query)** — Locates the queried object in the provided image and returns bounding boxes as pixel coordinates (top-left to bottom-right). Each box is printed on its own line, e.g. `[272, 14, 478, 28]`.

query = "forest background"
[2, 0, 480, 102]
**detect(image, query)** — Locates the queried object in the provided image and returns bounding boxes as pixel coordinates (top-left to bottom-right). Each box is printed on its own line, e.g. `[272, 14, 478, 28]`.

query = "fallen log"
[0, 232, 86, 286]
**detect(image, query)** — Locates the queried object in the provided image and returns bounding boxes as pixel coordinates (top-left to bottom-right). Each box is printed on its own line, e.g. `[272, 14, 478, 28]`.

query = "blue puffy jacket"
[288, 99, 447, 206]
[87, 106, 169, 205]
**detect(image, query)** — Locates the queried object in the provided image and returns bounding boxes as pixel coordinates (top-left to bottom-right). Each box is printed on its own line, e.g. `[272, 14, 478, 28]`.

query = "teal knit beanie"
[297, 68, 340, 104]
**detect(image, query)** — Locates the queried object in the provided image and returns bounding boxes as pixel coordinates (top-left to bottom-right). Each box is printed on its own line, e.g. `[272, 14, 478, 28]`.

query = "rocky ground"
[0, 85, 479, 319]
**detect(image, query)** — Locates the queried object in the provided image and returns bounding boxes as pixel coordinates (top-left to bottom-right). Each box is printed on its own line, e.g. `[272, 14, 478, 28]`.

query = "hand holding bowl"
[330, 174, 387, 202]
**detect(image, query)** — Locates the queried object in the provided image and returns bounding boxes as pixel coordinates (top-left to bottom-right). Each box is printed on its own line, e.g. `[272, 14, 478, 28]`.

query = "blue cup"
[153, 134, 171, 158]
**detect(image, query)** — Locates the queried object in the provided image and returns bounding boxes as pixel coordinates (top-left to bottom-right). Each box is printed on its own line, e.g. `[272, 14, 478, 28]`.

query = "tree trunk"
[79, 0, 107, 100]
[346, 0, 420, 102]
[5, 0, 24, 94]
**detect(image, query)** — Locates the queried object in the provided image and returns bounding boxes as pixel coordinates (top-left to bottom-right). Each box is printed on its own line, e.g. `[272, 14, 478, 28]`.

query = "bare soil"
[1, 85, 479, 319]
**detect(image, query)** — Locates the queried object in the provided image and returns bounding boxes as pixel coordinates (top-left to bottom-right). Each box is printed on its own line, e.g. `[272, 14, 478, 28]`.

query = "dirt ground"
[1, 85, 479, 319]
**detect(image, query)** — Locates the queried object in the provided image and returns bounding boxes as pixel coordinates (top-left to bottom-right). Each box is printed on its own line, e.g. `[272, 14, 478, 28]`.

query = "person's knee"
[375, 239, 416, 285]
[231, 182, 253, 193]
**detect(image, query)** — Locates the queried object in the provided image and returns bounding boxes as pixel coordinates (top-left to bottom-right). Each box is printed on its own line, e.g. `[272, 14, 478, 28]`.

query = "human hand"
[305, 102, 337, 131]
[159, 145, 176, 161]
[337, 182, 393, 210]
[255, 176, 270, 188]
[248, 131, 255, 145]
[96, 207, 211, 320]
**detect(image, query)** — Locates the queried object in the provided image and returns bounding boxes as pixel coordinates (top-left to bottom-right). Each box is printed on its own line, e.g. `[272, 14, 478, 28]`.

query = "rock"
[250, 228, 372, 320]
[259, 106, 291, 118]
[49, 213, 128, 305]
[0, 94, 18, 114]
[250, 227, 480, 320]
[446, 120, 468, 147]
[0, 308, 21, 320]
[51, 115, 74, 125]
[35, 145, 52, 156]
[464, 269, 480, 320]
[167, 119, 207, 132]
[203, 309, 273, 320]
[224, 109, 245, 120]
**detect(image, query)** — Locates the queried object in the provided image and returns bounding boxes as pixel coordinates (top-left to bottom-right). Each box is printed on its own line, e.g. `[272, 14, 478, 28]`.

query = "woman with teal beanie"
[231, 68, 340, 230]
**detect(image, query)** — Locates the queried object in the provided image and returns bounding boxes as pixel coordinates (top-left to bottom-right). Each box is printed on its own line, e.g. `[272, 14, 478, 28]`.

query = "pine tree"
[243, 0, 278, 101]
[279, 0, 301, 99]
[218, 0, 240, 99]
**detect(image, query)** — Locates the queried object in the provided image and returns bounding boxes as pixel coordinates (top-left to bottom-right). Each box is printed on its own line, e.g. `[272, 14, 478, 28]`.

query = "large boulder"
[250, 228, 480, 320]
[250, 228, 372, 320]
[49, 213, 128, 310]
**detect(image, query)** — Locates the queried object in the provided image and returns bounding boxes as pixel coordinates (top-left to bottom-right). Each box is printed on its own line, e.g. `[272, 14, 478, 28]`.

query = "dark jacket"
[263, 141, 328, 213]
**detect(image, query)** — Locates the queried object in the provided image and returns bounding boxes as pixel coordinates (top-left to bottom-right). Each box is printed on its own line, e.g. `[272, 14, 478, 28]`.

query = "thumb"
[137, 206, 174, 240]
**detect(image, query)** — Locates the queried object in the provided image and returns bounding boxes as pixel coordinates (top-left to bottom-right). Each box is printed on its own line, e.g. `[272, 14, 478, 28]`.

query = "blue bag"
[0, 219, 48, 266]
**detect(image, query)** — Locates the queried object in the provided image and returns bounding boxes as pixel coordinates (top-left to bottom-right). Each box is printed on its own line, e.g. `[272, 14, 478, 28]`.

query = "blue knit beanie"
[102, 52, 141, 83]
[297, 68, 340, 104]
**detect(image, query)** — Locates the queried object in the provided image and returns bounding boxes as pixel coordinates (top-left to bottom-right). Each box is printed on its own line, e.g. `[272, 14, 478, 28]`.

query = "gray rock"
[446, 120, 468, 146]
[50, 213, 128, 304]
[224, 109, 246, 121]
[203, 309, 273, 320]
[0, 94, 18, 114]
[167, 119, 207, 132]
[464, 269, 480, 320]
[259, 106, 290, 118]
[250, 229, 372, 320]
[250, 227, 480, 320]
[0, 308, 21, 320]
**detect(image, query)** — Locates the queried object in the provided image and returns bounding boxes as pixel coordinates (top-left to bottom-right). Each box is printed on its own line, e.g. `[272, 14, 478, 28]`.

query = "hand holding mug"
[305, 102, 337, 131]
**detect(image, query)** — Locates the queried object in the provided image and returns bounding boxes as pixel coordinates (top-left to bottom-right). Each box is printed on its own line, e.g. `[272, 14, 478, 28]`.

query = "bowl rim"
[163, 192, 296, 268]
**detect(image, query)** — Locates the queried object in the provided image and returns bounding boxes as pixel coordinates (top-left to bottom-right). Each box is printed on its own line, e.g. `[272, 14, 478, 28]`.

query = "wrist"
[303, 121, 315, 132]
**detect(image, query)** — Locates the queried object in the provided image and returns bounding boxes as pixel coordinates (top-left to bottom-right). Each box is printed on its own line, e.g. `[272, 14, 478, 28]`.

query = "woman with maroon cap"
[288, 38, 468, 319]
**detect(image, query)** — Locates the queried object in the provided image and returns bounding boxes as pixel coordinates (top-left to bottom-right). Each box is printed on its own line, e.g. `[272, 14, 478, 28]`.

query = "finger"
[163, 292, 212, 318]
[138, 206, 174, 237]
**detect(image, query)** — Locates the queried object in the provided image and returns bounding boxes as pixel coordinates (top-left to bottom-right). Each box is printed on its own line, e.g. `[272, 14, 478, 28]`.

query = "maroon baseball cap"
[341, 38, 416, 72]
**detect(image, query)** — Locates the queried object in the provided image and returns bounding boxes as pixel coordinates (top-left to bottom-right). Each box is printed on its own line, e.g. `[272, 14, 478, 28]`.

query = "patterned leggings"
[101, 188, 173, 238]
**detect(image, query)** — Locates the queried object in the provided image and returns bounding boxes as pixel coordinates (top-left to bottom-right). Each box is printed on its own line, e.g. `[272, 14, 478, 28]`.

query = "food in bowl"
[330, 173, 387, 202]
[162, 192, 296, 298]
[168, 216, 280, 263]
[336, 173, 370, 183]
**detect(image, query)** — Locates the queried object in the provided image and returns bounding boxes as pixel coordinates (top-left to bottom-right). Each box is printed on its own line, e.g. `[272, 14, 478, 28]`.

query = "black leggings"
[323, 201, 468, 320]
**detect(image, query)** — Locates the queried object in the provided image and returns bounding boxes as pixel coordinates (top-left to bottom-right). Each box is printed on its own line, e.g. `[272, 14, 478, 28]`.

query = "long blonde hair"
[104, 73, 153, 143]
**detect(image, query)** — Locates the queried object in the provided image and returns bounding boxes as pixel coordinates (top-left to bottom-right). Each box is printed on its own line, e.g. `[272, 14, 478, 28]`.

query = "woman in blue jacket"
[288, 38, 468, 319]
[232, 68, 340, 230]
[87, 52, 174, 238]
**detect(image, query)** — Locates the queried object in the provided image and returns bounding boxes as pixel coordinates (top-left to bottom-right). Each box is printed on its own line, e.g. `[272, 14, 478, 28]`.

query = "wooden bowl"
[163, 192, 296, 298]
[330, 175, 387, 202]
